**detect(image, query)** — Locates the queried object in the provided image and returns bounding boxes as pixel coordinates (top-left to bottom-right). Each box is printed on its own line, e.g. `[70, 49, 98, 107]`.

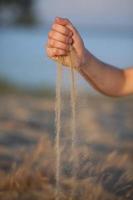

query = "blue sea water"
[0, 27, 133, 89]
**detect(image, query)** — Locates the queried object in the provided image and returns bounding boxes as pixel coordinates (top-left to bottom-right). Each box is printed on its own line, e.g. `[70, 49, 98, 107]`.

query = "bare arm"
[46, 17, 133, 97]
[79, 50, 133, 97]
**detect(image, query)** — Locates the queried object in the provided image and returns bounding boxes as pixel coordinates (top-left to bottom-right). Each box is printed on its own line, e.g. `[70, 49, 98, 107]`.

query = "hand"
[46, 17, 87, 69]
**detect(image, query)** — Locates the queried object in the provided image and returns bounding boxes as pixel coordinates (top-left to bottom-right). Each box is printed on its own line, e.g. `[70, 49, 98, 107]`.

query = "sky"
[34, 0, 133, 28]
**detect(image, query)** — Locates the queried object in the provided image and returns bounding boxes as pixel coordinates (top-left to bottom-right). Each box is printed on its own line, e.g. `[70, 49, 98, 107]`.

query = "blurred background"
[0, 0, 133, 90]
[0, 1, 133, 200]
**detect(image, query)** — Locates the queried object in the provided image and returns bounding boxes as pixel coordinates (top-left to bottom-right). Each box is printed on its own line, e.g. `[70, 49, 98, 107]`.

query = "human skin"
[46, 17, 133, 97]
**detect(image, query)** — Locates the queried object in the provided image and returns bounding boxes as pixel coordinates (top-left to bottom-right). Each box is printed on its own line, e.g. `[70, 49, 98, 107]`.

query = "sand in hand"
[55, 50, 77, 200]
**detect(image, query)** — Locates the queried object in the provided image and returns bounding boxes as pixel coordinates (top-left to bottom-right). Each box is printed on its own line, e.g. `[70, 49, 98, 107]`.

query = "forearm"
[46, 17, 133, 97]
[79, 49, 126, 97]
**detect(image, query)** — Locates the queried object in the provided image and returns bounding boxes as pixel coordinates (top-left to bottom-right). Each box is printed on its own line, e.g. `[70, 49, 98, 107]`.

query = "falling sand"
[69, 50, 77, 200]
[55, 49, 77, 200]
[55, 60, 62, 200]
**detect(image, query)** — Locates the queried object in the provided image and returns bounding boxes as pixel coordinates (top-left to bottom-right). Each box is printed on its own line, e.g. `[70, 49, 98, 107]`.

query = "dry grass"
[0, 94, 133, 200]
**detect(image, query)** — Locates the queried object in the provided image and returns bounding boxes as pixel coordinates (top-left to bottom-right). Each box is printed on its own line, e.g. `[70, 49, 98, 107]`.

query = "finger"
[54, 17, 70, 26]
[52, 23, 72, 36]
[47, 38, 70, 51]
[54, 17, 79, 39]
[48, 30, 70, 44]
[46, 47, 67, 57]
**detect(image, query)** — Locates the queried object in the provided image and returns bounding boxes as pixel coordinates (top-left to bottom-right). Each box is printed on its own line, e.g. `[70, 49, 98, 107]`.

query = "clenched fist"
[46, 17, 87, 69]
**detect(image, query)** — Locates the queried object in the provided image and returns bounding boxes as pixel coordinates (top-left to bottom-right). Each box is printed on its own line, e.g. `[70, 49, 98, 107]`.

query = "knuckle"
[53, 31, 59, 40]
[49, 39, 54, 47]
[47, 39, 51, 48]
[48, 31, 52, 38]
[53, 48, 58, 55]
[60, 35, 66, 43]
[52, 23, 56, 30]
[49, 30, 57, 39]
[58, 43, 63, 49]
[57, 34, 64, 42]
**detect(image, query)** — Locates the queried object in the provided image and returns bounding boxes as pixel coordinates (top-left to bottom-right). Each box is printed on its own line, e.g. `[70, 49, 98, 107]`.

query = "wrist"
[78, 48, 92, 71]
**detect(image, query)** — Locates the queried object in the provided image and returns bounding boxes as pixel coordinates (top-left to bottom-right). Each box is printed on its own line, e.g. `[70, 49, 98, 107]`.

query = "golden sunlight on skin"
[122, 67, 133, 96]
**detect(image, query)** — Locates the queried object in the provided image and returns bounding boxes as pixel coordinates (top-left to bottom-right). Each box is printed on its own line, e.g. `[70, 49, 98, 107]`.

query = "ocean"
[0, 27, 133, 89]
